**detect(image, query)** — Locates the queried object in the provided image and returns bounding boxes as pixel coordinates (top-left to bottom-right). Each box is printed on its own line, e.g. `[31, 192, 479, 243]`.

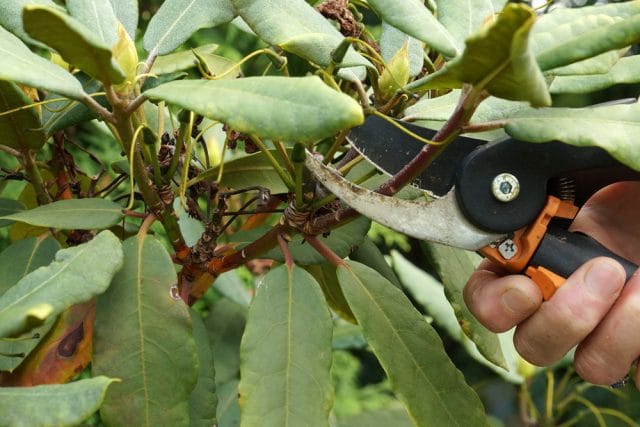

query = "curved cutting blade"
[306, 154, 504, 250]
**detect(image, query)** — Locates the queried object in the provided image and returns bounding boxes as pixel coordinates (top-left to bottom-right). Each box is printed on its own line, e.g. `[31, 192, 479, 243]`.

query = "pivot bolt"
[492, 173, 520, 202]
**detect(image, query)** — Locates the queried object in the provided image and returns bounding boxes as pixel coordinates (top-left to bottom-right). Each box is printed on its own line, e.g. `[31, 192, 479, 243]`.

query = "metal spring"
[556, 177, 576, 202]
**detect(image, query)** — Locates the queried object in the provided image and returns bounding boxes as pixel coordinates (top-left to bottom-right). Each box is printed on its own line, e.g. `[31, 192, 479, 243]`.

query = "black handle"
[530, 225, 638, 282]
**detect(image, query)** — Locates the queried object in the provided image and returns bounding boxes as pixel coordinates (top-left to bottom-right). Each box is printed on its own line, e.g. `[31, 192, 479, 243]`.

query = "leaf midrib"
[345, 265, 461, 425]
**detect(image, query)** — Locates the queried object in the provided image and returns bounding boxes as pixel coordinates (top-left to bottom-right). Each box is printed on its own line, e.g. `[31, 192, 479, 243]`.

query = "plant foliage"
[0, 0, 639, 426]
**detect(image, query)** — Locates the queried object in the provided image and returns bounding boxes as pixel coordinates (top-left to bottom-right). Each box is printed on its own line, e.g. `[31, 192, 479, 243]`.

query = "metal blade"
[306, 154, 504, 250]
[348, 115, 486, 196]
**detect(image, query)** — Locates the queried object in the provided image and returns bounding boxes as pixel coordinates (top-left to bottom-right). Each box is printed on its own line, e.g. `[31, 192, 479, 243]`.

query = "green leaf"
[0, 376, 117, 427]
[205, 298, 246, 386]
[504, 102, 640, 171]
[421, 242, 506, 369]
[390, 250, 461, 330]
[435, 0, 495, 50]
[338, 406, 414, 427]
[93, 235, 198, 427]
[532, 1, 640, 73]
[390, 250, 521, 381]
[0, 80, 45, 150]
[143, 0, 235, 55]
[0, 231, 123, 338]
[378, 41, 410, 101]
[0, 199, 24, 228]
[550, 55, 640, 94]
[150, 44, 219, 74]
[0, 198, 124, 230]
[367, 0, 458, 58]
[349, 237, 401, 288]
[408, 3, 550, 107]
[0, 26, 85, 100]
[0, 236, 60, 297]
[145, 77, 364, 143]
[337, 261, 488, 427]
[306, 263, 356, 323]
[232, 0, 370, 69]
[109, 0, 138, 39]
[191, 150, 290, 194]
[23, 5, 126, 84]
[189, 310, 218, 427]
[535, 13, 640, 72]
[66, 0, 119, 47]
[213, 271, 251, 308]
[0, 236, 59, 372]
[404, 90, 526, 140]
[238, 264, 333, 427]
[217, 380, 241, 427]
[41, 78, 107, 134]
[263, 216, 371, 264]
[379, 23, 424, 78]
[0, 0, 61, 47]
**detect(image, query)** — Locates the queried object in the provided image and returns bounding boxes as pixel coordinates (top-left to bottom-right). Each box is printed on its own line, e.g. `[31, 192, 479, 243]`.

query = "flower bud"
[112, 22, 138, 94]
[378, 41, 410, 102]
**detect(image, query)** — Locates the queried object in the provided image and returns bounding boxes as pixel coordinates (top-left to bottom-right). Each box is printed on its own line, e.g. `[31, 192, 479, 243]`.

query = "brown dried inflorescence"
[317, 0, 361, 37]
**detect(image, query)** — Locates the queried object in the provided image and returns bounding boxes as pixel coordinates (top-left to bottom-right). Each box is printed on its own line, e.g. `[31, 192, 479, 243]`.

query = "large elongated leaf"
[23, 5, 125, 84]
[550, 55, 640, 94]
[238, 264, 333, 427]
[0, 199, 24, 228]
[151, 44, 219, 75]
[535, 13, 640, 72]
[205, 299, 246, 386]
[504, 102, 640, 171]
[391, 250, 520, 380]
[379, 23, 424, 78]
[404, 89, 526, 140]
[145, 77, 364, 142]
[0, 231, 122, 338]
[0, 26, 85, 100]
[0, 0, 61, 47]
[408, 3, 550, 107]
[217, 380, 241, 427]
[191, 150, 290, 194]
[93, 235, 198, 427]
[337, 261, 488, 427]
[435, 0, 495, 50]
[143, 0, 235, 55]
[0, 236, 59, 372]
[0, 80, 45, 150]
[0, 236, 60, 297]
[306, 263, 356, 323]
[421, 242, 506, 368]
[0, 376, 117, 427]
[190, 310, 217, 427]
[232, 0, 370, 69]
[1, 301, 95, 385]
[66, 0, 119, 47]
[109, 0, 138, 39]
[367, 0, 458, 58]
[1, 198, 124, 230]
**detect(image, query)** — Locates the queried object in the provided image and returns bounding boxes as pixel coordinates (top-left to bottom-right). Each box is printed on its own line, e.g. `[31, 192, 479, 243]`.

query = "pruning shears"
[306, 109, 640, 300]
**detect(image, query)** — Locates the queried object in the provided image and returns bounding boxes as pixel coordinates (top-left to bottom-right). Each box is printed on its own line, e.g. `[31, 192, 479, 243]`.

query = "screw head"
[492, 173, 520, 202]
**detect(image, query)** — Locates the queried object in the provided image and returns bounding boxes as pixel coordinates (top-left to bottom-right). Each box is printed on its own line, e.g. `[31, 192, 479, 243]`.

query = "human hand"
[463, 181, 640, 385]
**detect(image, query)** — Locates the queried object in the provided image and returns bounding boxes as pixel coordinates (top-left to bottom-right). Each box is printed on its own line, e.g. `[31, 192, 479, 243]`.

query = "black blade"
[348, 115, 486, 196]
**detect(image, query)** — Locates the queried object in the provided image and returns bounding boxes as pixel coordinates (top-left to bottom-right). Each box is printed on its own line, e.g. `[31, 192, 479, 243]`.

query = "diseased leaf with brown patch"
[0, 301, 95, 386]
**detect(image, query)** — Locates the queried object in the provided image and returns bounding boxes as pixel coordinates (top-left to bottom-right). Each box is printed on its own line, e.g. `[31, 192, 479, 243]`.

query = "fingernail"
[585, 259, 625, 296]
[501, 287, 535, 314]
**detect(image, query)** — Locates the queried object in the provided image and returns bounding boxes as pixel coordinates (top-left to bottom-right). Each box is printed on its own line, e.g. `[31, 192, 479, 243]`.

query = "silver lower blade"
[306, 154, 504, 251]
